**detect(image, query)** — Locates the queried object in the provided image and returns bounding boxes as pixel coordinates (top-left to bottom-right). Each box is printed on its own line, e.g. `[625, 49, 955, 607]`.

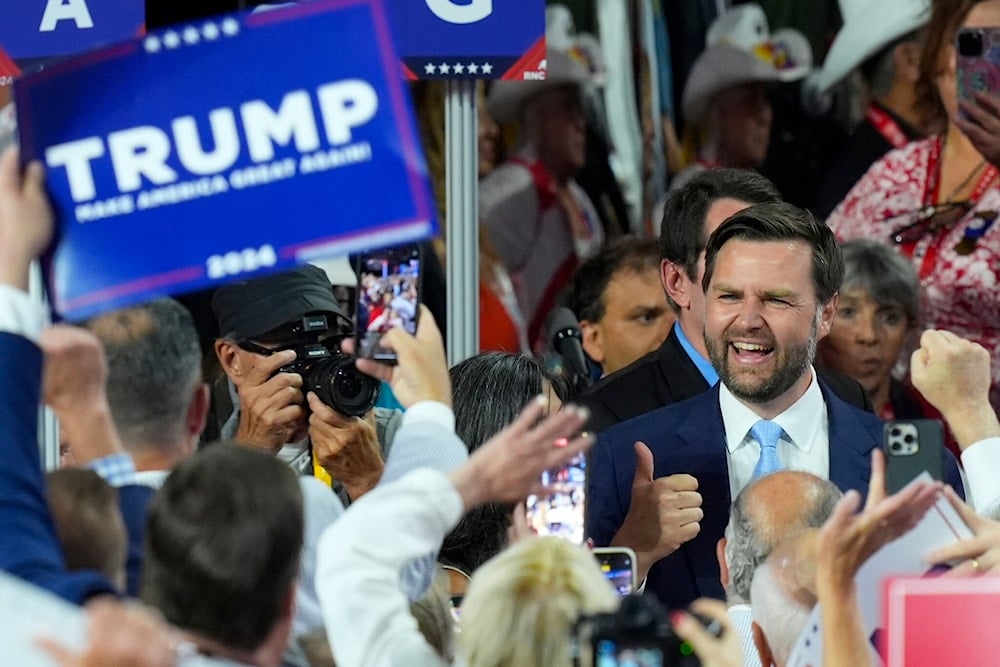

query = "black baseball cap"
[211, 264, 350, 341]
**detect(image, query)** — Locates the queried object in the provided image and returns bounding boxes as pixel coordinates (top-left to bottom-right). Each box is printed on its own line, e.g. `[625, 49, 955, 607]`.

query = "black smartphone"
[883, 419, 945, 494]
[957, 27, 1000, 106]
[354, 243, 421, 364]
[525, 449, 586, 545]
[593, 547, 637, 597]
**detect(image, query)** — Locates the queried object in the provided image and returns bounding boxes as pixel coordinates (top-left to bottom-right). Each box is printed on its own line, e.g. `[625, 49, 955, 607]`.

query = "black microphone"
[549, 307, 591, 383]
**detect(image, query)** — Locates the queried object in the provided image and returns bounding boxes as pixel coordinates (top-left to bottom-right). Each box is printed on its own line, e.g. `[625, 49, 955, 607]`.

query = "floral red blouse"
[827, 137, 1000, 411]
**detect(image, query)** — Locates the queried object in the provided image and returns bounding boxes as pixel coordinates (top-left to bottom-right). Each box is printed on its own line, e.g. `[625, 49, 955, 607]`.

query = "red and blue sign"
[386, 0, 546, 80]
[14, 0, 437, 321]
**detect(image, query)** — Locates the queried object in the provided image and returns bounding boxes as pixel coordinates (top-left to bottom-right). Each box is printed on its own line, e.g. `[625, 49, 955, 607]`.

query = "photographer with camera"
[212, 264, 396, 501]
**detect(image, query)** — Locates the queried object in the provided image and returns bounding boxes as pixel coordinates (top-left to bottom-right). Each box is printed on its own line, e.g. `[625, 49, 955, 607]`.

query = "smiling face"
[704, 239, 836, 415]
[819, 288, 912, 398]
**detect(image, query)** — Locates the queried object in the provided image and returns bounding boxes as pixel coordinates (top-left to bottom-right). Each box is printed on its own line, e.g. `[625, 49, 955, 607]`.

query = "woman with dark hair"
[827, 0, 1000, 412]
[438, 352, 568, 593]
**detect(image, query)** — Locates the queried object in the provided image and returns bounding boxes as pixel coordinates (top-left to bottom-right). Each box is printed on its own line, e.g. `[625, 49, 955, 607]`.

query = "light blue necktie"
[750, 419, 785, 480]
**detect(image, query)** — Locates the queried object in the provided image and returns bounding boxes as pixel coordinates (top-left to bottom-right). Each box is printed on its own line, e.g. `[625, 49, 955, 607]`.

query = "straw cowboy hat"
[807, 0, 930, 95]
[487, 4, 600, 124]
[681, 3, 812, 125]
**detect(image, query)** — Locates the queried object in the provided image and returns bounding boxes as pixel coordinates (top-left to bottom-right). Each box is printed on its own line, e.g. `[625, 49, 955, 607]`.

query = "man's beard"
[705, 311, 819, 404]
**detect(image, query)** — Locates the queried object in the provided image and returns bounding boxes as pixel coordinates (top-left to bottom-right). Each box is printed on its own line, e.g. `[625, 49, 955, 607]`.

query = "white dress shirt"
[720, 368, 830, 500]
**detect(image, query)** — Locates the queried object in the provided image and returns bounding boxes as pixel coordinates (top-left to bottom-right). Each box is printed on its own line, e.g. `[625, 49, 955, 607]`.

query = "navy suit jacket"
[0, 332, 114, 602]
[587, 378, 964, 610]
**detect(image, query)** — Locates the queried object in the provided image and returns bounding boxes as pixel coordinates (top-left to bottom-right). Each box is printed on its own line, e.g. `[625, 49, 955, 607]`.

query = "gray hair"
[87, 298, 202, 451]
[751, 562, 813, 665]
[725, 472, 842, 603]
[839, 238, 921, 327]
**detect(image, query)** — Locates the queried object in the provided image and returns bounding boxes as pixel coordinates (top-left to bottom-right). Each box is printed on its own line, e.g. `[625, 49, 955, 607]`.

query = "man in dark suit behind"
[578, 168, 870, 431]
[586, 202, 964, 610]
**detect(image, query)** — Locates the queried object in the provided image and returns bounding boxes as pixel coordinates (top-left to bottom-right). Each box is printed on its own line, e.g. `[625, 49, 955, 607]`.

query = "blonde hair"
[458, 536, 618, 667]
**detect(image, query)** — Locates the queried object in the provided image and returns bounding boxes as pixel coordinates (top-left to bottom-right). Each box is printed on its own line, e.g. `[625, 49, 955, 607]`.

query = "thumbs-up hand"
[611, 441, 703, 581]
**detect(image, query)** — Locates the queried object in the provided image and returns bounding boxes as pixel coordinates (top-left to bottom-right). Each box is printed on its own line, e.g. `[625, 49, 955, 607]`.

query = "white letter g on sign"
[425, 0, 492, 24]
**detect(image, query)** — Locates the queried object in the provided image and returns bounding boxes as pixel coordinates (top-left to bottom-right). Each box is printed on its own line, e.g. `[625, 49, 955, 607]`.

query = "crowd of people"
[3, 0, 1000, 666]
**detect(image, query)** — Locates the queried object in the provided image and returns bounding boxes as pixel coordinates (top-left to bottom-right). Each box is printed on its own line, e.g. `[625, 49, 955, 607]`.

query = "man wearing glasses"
[212, 264, 397, 501]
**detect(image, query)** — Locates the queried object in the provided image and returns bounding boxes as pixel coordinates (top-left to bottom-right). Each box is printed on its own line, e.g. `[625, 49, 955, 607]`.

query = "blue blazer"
[587, 379, 964, 610]
[0, 333, 115, 602]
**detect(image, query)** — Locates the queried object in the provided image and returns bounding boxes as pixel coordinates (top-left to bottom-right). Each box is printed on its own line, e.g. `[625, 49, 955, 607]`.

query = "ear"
[661, 259, 693, 310]
[215, 339, 245, 385]
[717, 537, 730, 591]
[580, 320, 604, 366]
[895, 40, 922, 84]
[753, 621, 776, 667]
[816, 294, 838, 341]
[186, 383, 210, 444]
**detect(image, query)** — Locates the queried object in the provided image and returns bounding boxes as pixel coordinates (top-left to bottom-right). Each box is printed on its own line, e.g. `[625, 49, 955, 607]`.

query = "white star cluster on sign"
[420, 61, 495, 76]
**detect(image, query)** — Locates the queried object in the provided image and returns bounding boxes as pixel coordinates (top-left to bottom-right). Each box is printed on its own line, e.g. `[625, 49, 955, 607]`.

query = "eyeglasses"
[885, 201, 972, 245]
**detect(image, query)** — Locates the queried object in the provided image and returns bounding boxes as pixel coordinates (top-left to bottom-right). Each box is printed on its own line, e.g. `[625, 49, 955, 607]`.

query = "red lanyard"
[908, 137, 999, 276]
[865, 105, 909, 150]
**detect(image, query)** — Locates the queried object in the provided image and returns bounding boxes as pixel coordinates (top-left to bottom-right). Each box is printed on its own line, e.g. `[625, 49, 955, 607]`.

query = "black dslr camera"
[268, 314, 380, 417]
[575, 594, 705, 667]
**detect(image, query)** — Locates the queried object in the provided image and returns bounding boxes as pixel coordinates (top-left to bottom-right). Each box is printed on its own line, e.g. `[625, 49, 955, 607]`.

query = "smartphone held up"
[354, 243, 422, 364]
[525, 448, 587, 545]
[957, 27, 1000, 106]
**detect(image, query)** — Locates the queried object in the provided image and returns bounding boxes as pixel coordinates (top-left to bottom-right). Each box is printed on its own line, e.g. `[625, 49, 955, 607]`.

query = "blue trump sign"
[0, 0, 144, 60]
[15, 0, 437, 321]
[386, 0, 546, 80]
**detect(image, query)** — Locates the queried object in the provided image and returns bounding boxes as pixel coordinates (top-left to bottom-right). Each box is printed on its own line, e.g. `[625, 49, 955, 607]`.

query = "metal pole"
[31, 261, 59, 471]
[444, 78, 479, 366]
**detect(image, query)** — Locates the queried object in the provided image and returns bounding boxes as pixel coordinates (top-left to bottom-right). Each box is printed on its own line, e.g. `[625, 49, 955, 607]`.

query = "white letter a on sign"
[425, 0, 492, 25]
[40, 0, 95, 32]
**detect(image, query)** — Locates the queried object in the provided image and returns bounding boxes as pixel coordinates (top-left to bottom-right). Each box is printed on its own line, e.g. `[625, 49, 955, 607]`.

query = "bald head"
[723, 471, 841, 603]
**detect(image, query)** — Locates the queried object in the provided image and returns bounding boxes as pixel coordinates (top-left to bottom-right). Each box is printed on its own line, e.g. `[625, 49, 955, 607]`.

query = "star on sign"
[467, 62, 479, 74]
[202, 22, 220, 40]
[424, 63, 436, 75]
[453, 63, 465, 74]
[182, 26, 200, 44]
[481, 62, 493, 74]
[143, 36, 161, 53]
[162, 31, 181, 49]
[221, 18, 240, 36]
[439, 63, 451, 74]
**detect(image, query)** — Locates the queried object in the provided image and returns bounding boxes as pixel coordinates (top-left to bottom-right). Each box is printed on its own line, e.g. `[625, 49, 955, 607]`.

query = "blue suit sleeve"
[0, 333, 114, 603]
[588, 431, 630, 547]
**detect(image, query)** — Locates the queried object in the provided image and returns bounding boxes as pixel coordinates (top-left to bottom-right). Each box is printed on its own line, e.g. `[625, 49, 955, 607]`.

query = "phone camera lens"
[959, 30, 984, 57]
[890, 441, 902, 453]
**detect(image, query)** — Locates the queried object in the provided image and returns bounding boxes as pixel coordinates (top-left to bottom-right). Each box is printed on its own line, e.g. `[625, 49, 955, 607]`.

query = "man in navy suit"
[587, 201, 964, 610]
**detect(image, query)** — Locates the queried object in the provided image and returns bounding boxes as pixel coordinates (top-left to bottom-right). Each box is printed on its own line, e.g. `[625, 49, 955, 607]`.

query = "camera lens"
[959, 30, 984, 57]
[307, 353, 380, 417]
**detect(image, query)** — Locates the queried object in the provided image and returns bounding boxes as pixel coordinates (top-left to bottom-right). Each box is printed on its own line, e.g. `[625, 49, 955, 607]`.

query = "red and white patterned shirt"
[827, 137, 1000, 410]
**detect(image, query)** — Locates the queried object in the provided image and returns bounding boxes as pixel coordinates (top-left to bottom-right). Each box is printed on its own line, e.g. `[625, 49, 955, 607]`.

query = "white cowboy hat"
[487, 48, 592, 124]
[682, 3, 812, 124]
[808, 0, 930, 95]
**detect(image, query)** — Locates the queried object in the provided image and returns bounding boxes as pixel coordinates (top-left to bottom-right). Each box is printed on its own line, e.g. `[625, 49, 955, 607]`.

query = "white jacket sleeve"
[316, 468, 463, 667]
